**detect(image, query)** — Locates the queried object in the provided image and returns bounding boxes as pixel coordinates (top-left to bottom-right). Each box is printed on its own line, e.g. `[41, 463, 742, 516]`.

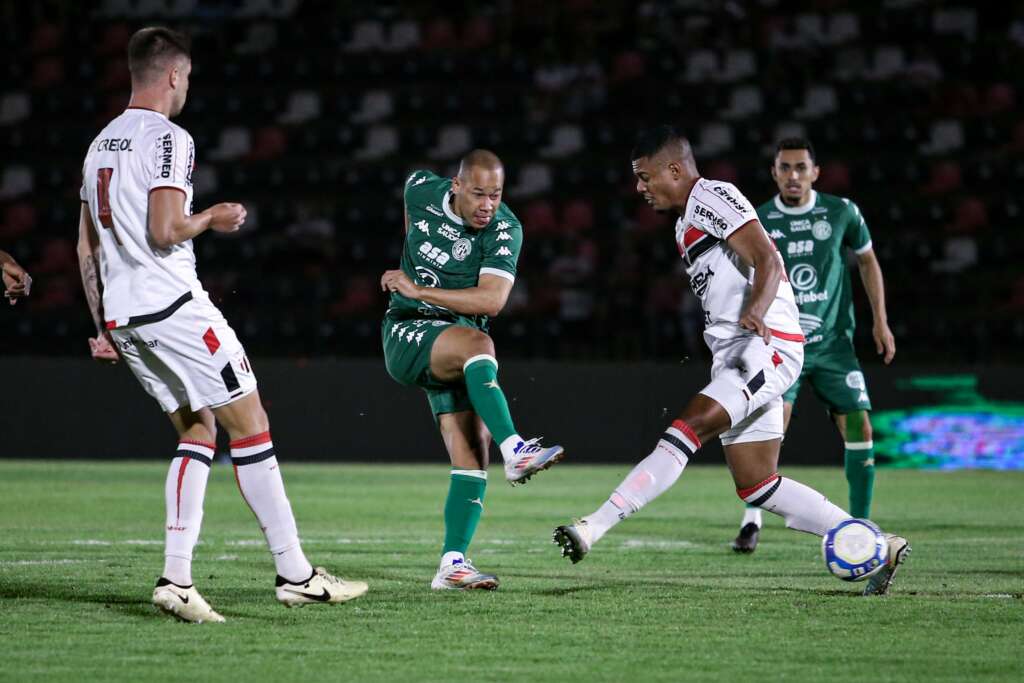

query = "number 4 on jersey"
[97, 167, 123, 245]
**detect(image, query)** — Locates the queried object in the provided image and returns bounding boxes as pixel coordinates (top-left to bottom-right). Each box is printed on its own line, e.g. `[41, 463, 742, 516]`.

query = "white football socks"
[162, 440, 214, 586]
[738, 474, 850, 537]
[230, 432, 313, 583]
[583, 420, 699, 544]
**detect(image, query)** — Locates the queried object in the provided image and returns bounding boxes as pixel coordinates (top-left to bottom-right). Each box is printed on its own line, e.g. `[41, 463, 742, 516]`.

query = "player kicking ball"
[77, 27, 366, 623]
[381, 151, 564, 590]
[553, 127, 909, 596]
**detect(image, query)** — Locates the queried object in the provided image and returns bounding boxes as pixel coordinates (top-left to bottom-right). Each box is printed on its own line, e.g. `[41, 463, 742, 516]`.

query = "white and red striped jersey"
[674, 178, 803, 342]
[80, 107, 206, 327]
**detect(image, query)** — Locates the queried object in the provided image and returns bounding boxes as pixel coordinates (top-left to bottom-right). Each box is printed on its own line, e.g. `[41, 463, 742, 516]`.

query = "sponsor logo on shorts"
[812, 220, 832, 240]
[119, 338, 159, 350]
[845, 371, 866, 390]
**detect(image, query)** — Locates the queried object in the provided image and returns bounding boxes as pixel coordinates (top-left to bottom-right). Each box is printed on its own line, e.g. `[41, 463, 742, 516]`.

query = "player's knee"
[844, 410, 871, 442]
[462, 329, 495, 361]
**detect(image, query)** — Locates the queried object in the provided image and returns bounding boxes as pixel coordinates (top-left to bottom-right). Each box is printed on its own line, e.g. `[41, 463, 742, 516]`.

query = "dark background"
[1, 1, 1021, 460]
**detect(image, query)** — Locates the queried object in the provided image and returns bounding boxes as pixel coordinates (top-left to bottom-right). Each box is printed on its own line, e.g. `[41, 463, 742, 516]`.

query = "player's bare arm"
[380, 271, 513, 318]
[856, 247, 895, 364]
[76, 204, 119, 363]
[148, 189, 246, 249]
[0, 249, 32, 305]
[727, 220, 784, 344]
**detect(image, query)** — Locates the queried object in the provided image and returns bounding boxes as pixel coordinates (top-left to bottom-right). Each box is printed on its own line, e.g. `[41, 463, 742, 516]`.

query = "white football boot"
[275, 567, 368, 607]
[152, 579, 225, 623]
[430, 558, 499, 590]
[504, 438, 565, 486]
[553, 519, 594, 564]
[863, 533, 911, 596]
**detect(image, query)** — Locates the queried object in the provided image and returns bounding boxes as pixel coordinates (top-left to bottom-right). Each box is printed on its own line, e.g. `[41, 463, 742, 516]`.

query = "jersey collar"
[773, 190, 817, 215]
[442, 190, 464, 226]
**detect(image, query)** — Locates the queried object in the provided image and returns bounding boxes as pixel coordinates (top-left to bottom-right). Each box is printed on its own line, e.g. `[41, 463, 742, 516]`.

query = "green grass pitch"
[1, 460, 1021, 682]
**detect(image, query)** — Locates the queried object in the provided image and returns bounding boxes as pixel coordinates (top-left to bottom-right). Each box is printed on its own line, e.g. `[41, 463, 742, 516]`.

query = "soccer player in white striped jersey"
[553, 127, 909, 595]
[76, 27, 367, 622]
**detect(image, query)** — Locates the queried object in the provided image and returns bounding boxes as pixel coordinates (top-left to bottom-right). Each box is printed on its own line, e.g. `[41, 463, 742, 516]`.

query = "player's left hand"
[739, 310, 771, 345]
[873, 320, 895, 364]
[2, 260, 32, 305]
[380, 269, 421, 299]
[89, 333, 119, 364]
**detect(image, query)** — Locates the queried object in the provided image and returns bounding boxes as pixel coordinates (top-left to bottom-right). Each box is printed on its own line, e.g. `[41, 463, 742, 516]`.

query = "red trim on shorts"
[104, 320, 117, 330]
[736, 473, 779, 500]
[230, 431, 272, 449]
[770, 328, 805, 342]
[670, 420, 701, 449]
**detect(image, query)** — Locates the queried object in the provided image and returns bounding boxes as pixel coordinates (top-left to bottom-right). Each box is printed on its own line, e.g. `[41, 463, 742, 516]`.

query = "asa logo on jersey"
[452, 238, 472, 261]
[787, 240, 814, 257]
[418, 241, 451, 267]
[812, 220, 832, 240]
[690, 265, 715, 297]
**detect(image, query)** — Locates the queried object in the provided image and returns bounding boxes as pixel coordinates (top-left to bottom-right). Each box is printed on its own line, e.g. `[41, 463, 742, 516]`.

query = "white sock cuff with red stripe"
[230, 431, 275, 465]
[737, 473, 782, 506]
[176, 439, 215, 466]
[657, 419, 701, 463]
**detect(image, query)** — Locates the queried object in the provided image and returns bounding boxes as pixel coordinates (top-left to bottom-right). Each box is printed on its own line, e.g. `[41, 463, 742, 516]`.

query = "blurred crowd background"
[2, 0, 1021, 363]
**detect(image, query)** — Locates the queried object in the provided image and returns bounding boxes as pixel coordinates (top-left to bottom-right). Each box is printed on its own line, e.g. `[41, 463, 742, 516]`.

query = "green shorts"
[382, 315, 476, 418]
[783, 334, 872, 414]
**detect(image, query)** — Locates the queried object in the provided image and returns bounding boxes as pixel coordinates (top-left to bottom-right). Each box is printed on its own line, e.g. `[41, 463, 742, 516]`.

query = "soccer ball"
[822, 519, 888, 581]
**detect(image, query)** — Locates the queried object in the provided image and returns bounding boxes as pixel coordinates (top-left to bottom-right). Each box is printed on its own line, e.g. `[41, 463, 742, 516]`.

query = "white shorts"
[699, 332, 804, 446]
[110, 294, 257, 413]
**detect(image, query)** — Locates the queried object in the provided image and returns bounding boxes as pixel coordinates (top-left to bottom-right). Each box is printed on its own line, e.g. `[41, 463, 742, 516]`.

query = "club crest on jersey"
[812, 220, 832, 240]
[452, 238, 472, 261]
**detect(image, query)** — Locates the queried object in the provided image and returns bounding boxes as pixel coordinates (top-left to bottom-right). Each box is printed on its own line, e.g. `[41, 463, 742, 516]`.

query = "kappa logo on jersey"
[414, 219, 430, 234]
[693, 204, 728, 232]
[789, 263, 818, 291]
[414, 266, 440, 287]
[413, 176, 428, 185]
[496, 231, 512, 241]
[425, 204, 444, 217]
[769, 229, 785, 240]
[787, 240, 814, 257]
[711, 185, 748, 213]
[438, 223, 460, 241]
[789, 219, 812, 232]
[418, 241, 451, 267]
[452, 238, 472, 261]
[495, 246, 512, 257]
[497, 220, 510, 230]
[690, 265, 715, 297]
[812, 220, 832, 240]
[159, 133, 174, 179]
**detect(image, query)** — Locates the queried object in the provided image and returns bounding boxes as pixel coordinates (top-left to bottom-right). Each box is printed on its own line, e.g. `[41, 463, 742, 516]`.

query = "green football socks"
[844, 411, 875, 518]
[463, 355, 516, 445]
[442, 469, 487, 556]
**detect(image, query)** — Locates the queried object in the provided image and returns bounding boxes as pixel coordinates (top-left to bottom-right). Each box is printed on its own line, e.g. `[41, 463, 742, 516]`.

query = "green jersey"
[757, 191, 872, 347]
[386, 170, 523, 329]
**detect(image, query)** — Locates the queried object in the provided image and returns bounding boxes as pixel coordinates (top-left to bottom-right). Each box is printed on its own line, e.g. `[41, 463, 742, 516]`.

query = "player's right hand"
[89, 334, 119, 364]
[206, 203, 247, 233]
[2, 260, 32, 305]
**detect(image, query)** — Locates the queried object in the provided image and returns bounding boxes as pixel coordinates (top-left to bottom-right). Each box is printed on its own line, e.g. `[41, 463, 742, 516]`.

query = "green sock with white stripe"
[463, 354, 517, 445]
[442, 469, 487, 561]
[844, 411, 875, 518]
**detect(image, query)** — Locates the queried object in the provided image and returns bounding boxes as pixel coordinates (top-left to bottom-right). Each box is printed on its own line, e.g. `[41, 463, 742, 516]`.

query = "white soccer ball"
[822, 519, 888, 582]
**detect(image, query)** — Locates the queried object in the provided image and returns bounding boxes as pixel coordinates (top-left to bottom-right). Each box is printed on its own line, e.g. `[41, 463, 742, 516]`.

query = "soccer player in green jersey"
[732, 138, 896, 553]
[380, 149, 565, 590]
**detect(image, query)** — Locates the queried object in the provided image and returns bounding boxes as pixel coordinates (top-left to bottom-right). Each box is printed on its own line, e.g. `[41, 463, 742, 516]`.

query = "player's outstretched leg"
[215, 393, 368, 606]
[153, 409, 223, 623]
[433, 327, 564, 486]
[554, 418, 700, 563]
[731, 504, 762, 553]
